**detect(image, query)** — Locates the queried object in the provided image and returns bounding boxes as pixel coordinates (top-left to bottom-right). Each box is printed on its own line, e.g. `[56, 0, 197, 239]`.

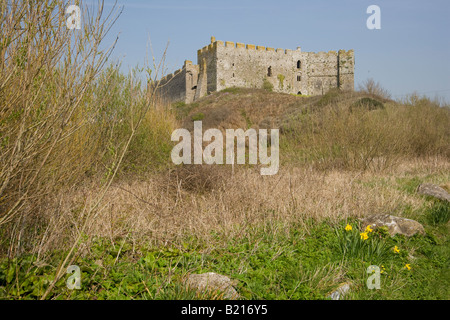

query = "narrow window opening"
[297, 75, 301, 81]
[268, 66, 272, 77]
[297, 60, 301, 69]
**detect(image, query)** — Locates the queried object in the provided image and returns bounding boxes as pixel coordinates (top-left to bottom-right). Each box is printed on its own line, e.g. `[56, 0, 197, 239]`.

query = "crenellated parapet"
[197, 38, 305, 55]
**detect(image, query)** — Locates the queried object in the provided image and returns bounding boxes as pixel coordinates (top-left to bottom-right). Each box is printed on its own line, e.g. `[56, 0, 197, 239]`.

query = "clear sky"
[85, 0, 450, 102]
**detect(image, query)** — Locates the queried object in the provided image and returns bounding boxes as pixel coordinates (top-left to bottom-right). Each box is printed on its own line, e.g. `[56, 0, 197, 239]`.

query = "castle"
[153, 37, 354, 104]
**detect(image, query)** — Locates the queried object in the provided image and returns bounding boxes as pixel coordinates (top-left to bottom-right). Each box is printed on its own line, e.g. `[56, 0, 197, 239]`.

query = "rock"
[417, 183, 450, 202]
[327, 283, 351, 300]
[361, 214, 425, 237]
[186, 272, 239, 300]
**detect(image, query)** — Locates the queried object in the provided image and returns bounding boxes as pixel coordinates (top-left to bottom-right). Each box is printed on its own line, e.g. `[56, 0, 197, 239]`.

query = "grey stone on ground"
[360, 214, 425, 237]
[186, 272, 240, 300]
[327, 283, 351, 300]
[417, 183, 450, 202]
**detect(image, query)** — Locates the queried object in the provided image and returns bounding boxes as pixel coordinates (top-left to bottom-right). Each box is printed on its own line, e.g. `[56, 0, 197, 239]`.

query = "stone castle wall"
[151, 60, 199, 105]
[153, 37, 354, 104]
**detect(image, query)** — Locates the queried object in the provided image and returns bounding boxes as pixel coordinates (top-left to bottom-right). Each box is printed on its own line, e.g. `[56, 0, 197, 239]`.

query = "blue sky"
[85, 0, 450, 102]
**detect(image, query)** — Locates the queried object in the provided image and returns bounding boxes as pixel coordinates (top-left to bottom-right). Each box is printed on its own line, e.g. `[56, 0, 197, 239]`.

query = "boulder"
[186, 272, 239, 300]
[417, 183, 450, 202]
[360, 214, 425, 237]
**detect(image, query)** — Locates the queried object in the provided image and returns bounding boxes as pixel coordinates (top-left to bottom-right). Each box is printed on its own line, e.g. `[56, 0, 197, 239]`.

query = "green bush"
[262, 79, 273, 92]
[351, 97, 385, 111]
[315, 88, 341, 107]
[191, 112, 205, 121]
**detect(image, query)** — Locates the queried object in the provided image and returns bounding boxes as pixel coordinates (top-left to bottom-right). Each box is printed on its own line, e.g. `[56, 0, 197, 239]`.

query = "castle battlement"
[197, 39, 307, 55]
[154, 36, 354, 104]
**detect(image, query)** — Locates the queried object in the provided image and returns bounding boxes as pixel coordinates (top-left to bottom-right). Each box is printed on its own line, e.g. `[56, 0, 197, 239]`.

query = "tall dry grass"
[281, 89, 450, 171]
[34, 157, 449, 255]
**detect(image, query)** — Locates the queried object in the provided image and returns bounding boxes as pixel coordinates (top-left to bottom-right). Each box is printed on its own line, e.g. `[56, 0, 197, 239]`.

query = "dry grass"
[31, 157, 449, 255]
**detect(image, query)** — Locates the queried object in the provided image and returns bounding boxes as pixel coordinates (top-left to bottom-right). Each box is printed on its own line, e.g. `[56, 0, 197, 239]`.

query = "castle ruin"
[153, 37, 354, 104]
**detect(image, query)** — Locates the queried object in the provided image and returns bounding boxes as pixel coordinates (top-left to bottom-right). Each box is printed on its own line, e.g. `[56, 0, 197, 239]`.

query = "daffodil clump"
[337, 222, 415, 278]
[336, 222, 391, 262]
[359, 224, 374, 241]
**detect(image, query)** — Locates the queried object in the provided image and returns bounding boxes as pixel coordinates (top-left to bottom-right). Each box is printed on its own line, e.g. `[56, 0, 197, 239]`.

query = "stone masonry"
[152, 36, 354, 104]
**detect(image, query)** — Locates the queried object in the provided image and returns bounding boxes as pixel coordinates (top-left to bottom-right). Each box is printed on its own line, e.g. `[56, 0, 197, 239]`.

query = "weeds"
[425, 200, 450, 225]
[1, 215, 448, 300]
[262, 79, 273, 92]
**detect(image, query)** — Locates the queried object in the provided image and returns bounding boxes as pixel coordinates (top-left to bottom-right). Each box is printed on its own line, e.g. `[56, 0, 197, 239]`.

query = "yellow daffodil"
[365, 225, 373, 233]
[393, 246, 400, 254]
[345, 224, 352, 231]
[405, 264, 411, 270]
[360, 232, 368, 240]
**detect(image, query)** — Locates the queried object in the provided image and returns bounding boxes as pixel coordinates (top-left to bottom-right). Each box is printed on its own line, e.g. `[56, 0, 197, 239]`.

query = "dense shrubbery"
[0, 1, 175, 291]
[281, 89, 450, 171]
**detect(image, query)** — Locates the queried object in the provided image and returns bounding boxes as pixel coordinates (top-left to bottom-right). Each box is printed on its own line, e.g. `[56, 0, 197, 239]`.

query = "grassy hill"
[174, 87, 449, 171]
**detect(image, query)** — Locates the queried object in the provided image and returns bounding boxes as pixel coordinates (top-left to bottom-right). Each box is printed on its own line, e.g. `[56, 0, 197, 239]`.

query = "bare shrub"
[0, 1, 121, 237]
[162, 164, 228, 194]
[358, 78, 391, 100]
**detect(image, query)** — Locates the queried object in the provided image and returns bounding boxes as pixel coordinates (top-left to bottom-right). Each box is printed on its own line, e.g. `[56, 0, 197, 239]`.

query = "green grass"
[424, 200, 450, 226]
[173, 101, 200, 120]
[262, 79, 273, 92]
[191, 112, 205, 121]
[240, 109, 253, 129]
[221, 87, 242, 94]
[1, 207, 448, 300]
[351, 97, 385, 111]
